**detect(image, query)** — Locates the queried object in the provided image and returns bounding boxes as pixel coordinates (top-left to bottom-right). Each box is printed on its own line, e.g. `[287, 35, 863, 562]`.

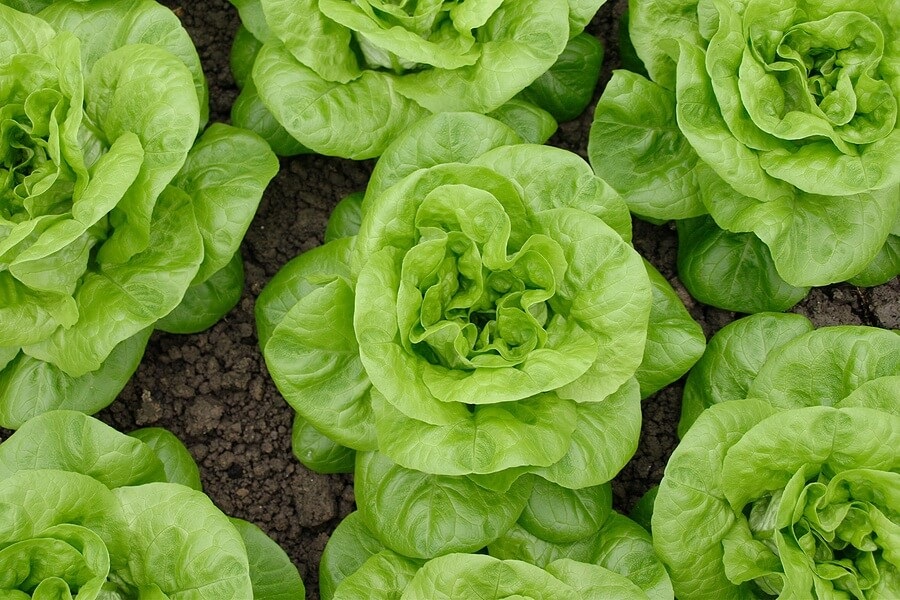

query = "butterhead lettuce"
[589, 0, 900, 312]
[229, 0, 607, 158]
[0, 410, 305, 598]
[257, 112, 659, 484]
[654, 315, 900, 598]
[0, 0, 278, 427]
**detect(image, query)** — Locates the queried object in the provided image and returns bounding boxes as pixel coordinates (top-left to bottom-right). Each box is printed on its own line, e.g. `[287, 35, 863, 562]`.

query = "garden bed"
[16, 0, 896, 597]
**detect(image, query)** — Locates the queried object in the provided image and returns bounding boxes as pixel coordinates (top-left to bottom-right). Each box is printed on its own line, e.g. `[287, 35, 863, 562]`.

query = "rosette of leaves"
[0, 410, 304, 598]
[0, 0, 278, 427]
[654, 314, 900, 598]
[319, 492, 672, 600]
[588, 0, 900, 313]
[227, 0, 607, 158]
[257, 112, 704, 487]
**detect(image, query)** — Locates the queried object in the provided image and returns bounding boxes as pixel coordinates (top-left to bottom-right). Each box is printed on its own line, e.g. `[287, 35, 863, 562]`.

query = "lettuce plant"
[320, 480, 673, 600]
[0, 410, 305, 598]
[588, 0, 899, 312]
[0, 0, 278, 427]
[654, 314, 900, 598]
[228, 0, 607, 158]
[257, 112, 704, 487]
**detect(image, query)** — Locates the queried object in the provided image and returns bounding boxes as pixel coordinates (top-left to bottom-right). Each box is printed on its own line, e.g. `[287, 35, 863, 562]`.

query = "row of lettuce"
[0, 0, 897, 598]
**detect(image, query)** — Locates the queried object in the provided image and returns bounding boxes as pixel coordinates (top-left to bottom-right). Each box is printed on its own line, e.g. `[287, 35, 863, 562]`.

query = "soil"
[7, 1, 898, 598]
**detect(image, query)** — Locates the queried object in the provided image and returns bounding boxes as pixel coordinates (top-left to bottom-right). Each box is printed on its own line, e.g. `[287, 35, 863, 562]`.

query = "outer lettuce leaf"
[634, 260, 705, 399]
[746, 326, 900, 410]
[490, 480, 674, 599]
[0, 410, 166, 487]
[0, 329, 151, 429]
[588, 70, 707, 222]
[129, 427, 203, 491]
[319, 511, 388, 600]
[517, 32, 604, 122]
[290, 414, 355, 474]
[38, 0, 209, 128]
[676, 216, 810, 313]
[354, 451, 534, 558]
[231, 518, 307, 600]
[679, 313, 813, 436]
[488, 98, 558, 145]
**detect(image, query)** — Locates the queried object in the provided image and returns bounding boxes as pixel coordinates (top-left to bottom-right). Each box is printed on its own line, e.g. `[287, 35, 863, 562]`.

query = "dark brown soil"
[7, 2, 898, 598]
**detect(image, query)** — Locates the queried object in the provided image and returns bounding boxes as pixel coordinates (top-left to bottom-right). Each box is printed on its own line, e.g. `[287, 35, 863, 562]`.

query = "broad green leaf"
[589, 513, 674, 600]
[0, 272, 73, 347]
[589, 70, 708, 221]
[629, 486, 657, 533]
[85, 44, 199, 263]
[0, 328, 151, 429]
[653, 400, 778, 600]
[679, 312, 813, 437]
[635, 260, 705, 399]
[700, 171, 899, 287]
[22, 186, 202, 377]
[372, 384, 578, 476]
[231, 24, 262, 89]
[171, 123, 277, 283]
[230, 0, 271, 43]
[518, 480, 612, 544]
[474, 143, 632, 242]
[400, 553, 576, 599]
[129, 427, 202, 491]
[324, 192, 364, 243]
[290, 415, 355, 475]
[0, 410, 166, 487]
[366, 113, 521, 201]
[319, 512, 388, 600]
[355, 451, 534, 558]
[155, 251, 244, 335]
[519, 32, 604, 122]
[231, 79, 309, 156]
[113, 483, 252, 597]
[39, 0, 209, 127]
[835, 376, 900, 415]
[256, 236, 354, 348]
[546, 559, 648, 600]
[265, 269, 376, 451]
[628, 0, 704, 90]
[848, 233, 900, 286]
[0, 4, 54, 56]
[747, 326, 900, 410]
[0, 347, 17, 372]
[230, 518, 305, 600]
[566, 0, 607, 34]
[532, 378, 641, 489]
[333, 551, 420, 600]
[488, 99, 558, 145]
[676, 216, 809, 313]
[721, 406, 900, 509]
[0, 469, 121, 546]
[252, 41, 428, 159]
[260, 0, 360, 83]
